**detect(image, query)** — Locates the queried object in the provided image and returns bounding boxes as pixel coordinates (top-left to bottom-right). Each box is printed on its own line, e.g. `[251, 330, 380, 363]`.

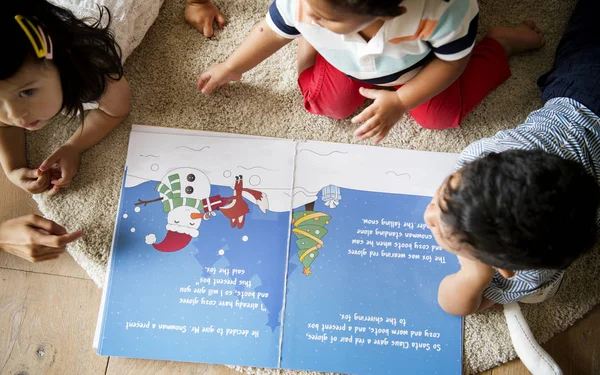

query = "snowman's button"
[185, 186, 194, 194]
[187, 174, 195, 182]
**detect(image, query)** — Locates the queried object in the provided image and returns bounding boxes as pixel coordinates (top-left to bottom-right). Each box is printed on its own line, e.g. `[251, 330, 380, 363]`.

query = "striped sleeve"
[454, 136, 529, 171]
[428, 0, 479, 61]
[266, 0, 301, 39]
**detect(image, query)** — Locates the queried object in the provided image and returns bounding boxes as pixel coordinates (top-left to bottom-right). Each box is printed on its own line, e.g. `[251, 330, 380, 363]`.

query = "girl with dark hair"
[0, 0, 130, 195]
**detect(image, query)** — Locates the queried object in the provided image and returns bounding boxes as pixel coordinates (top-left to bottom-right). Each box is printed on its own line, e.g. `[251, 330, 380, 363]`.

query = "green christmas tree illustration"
[291, 210, 331, 276]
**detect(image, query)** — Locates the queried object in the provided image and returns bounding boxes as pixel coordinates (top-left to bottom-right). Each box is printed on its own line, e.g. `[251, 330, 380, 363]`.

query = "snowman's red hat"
[145, 231, 193, 253]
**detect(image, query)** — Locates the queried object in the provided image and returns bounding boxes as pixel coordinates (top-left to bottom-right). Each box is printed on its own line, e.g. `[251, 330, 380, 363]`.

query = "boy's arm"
[0, 126, 51, 193]
[352, 55, 470, 143]
[38, 77, 130, 192]
[198, 20, 291, 94]
[437, 254, 496, 316]
[396, 55, 469, 112]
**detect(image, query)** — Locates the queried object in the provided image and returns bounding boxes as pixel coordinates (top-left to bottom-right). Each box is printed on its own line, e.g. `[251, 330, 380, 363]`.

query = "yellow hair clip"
[15, 15, 53, 60]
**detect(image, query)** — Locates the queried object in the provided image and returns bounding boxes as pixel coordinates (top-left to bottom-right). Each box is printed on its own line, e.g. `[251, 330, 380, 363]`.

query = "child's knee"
[302, 97, 358, 120]
[298, 56, 367, 120]
[409, 108, 461, 130]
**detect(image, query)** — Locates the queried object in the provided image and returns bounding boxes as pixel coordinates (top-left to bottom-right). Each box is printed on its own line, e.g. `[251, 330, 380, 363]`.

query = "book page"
[280, 141, 462, 375]
[97, 128, 295, 368]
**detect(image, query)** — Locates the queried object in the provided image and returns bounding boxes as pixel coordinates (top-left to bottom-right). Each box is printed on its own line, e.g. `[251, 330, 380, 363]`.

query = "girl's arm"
[66, 76, 130, 153]
[198, 20, 292, 94]
[0, 126, 51, 193]
[38, 76, 130, 192]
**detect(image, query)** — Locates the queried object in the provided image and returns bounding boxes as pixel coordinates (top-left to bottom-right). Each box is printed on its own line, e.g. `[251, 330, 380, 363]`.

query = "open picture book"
[94, 125, 463, 374]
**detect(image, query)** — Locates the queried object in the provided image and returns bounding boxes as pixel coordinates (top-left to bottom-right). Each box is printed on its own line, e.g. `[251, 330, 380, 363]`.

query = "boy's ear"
[497, 268, 516, 279]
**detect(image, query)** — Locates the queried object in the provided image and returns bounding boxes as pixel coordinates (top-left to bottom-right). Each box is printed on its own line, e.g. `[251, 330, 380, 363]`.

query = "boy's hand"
[0, 214, 83, 263]
[198, 63, 242, 94]
[352, 87, 407, 144]
[8, 167, 52, 194]
[38, 144, 82, 195]
[185, 0, 225, 37]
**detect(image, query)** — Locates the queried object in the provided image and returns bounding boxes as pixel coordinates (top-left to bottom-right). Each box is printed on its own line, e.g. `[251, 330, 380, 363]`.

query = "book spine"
[276, 140, 300, 368]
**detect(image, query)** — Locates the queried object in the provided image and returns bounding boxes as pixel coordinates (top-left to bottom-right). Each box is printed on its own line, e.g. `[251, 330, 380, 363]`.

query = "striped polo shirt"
[456, 97, 600, 304]
[266, 0, 479, 85]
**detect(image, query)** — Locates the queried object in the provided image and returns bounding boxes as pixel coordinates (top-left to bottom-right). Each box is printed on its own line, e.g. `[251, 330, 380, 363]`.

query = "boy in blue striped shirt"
[424, 0, 600, 316]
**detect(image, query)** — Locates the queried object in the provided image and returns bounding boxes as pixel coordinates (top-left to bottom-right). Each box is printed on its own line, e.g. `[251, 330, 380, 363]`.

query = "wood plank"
[0, 268, 107, 374]
[490, 359, 530, 375]
[107, 357, 234, 374]
[487, 305, 600, 375]
[0, 164, 89, 279]
[0, 165, 39, 221]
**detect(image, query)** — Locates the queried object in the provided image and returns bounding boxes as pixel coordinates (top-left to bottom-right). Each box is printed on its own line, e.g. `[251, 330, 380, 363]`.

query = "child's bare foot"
[486, 21, 544, 57]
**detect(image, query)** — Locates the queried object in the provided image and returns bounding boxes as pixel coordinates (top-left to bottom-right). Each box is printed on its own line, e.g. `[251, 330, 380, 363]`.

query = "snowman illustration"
[142, 167, 269, 252]
[144, 168, 225, 252]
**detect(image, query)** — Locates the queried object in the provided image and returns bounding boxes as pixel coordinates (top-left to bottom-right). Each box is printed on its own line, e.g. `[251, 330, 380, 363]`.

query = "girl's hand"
[38, 144, 82, 195]
[197, 63, 242, 94]
[352, 88, 407, 144]
[0, 214, 83, 263]
[185, 0, 225, 37]
[8, 167, 52, 194]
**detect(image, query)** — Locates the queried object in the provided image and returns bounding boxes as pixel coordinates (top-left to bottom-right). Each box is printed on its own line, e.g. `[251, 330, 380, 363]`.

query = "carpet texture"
[26, 0, 600, 373]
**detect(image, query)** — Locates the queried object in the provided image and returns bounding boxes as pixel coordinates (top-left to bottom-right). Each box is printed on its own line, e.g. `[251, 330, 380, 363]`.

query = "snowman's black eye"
[185, 186, 194, 194]
[187, 174, 195, 182]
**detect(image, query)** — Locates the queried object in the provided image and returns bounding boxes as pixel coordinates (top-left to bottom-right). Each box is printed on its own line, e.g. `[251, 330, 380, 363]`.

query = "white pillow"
[49, 0, 165, 62]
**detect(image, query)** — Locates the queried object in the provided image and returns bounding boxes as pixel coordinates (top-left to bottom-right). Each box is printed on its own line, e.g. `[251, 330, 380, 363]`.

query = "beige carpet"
[26, 0, 600, 373]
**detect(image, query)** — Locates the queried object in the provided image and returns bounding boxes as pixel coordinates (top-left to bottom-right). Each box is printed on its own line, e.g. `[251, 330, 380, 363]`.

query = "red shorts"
[298, 37, 511, 130]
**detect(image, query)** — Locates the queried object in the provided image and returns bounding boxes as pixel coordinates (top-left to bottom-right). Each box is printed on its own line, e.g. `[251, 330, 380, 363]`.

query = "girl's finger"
[27, 215, 68, 235]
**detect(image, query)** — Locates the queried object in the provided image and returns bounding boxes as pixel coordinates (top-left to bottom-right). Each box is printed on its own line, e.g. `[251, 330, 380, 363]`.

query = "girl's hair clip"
[14, 15, 53, 60]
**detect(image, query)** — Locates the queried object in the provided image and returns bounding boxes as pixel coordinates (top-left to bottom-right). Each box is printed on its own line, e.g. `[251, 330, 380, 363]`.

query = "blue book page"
[97, 131, 296, 367]
[280, 142, 461, 375]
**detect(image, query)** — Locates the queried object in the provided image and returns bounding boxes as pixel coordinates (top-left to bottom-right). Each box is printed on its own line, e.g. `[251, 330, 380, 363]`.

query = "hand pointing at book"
[0, 215, 83, 263]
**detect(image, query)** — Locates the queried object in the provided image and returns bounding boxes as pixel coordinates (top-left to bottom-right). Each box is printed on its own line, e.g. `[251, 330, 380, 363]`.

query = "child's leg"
[298, 39, 372, 120]
[537, 0, 600, 115]
[409, 22, 543, 130]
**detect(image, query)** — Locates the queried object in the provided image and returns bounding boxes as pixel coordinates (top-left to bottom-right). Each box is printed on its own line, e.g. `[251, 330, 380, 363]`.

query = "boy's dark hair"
[441, 150, 600, 271]
[328, 0, 406, 17]
[0, 0, 123, 121]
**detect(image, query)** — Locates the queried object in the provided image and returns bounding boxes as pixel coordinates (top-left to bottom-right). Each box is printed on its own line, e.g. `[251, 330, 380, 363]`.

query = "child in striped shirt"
[198, 0, 543, 143]
[424, 0, 600, 316]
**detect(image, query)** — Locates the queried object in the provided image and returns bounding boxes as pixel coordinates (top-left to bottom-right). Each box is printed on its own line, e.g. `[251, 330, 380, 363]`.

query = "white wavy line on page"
[236, 165, 280, 172]
[386, 171, 411, 179]
[175, 146, 211, 152]
[297, 149, 348, 157]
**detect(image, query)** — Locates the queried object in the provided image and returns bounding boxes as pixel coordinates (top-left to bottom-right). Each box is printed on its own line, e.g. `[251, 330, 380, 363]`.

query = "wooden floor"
[1, 172, 599, 375]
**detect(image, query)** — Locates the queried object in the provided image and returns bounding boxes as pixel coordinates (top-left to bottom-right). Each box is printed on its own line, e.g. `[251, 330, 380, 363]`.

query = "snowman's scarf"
[155, 173, 205, 212]
[155, 172, 227, 213]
